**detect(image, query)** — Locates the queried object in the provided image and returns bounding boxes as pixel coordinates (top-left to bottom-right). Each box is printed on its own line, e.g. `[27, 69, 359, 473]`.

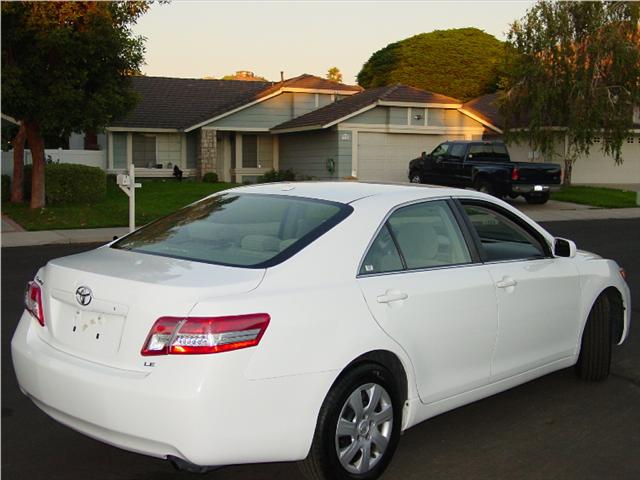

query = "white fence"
[1, 149, 107, 178]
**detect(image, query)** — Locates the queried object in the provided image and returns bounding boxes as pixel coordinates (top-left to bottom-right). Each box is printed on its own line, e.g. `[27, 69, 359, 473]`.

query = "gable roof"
[271, 84, 461, 133]
[110, 74, 361, 131]
[461, 93, 503, 131]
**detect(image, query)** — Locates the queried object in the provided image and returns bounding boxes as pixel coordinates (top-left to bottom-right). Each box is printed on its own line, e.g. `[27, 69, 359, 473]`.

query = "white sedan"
[12, 182, 631, 480]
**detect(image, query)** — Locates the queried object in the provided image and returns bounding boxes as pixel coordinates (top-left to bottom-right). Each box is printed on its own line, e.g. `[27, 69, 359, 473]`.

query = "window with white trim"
[132, 134, 157, 168]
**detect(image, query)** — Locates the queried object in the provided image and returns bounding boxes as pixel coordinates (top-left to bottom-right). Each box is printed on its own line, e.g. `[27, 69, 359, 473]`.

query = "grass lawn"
[550, 186, 638, 208]
[2, 179, 236, 231]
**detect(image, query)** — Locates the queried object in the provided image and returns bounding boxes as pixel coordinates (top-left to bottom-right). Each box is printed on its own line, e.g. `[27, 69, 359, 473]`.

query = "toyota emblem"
[75, 286, 93, 306]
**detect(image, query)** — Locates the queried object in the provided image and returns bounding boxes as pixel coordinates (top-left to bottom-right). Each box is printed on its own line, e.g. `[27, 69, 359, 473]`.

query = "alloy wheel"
[334, 383, 393, 475]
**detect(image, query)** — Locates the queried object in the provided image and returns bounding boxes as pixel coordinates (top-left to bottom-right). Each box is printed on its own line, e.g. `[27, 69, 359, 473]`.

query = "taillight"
[511, 167, 520, 181]
[25, 281, 45, 326]
[619, 267, 626, 280]
[141, 313, 270, 356]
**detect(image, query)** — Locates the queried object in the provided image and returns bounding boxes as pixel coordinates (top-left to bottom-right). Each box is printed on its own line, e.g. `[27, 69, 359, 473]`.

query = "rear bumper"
[11, 311, 332, 466]
[511, 184, 561, 194]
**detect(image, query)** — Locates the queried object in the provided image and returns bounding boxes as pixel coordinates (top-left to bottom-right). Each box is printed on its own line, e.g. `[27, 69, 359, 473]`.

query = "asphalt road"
[2, 219, 639, 480]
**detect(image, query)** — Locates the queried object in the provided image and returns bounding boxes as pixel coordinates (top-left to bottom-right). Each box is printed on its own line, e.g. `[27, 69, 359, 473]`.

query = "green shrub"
[202, 172, 218, 183]
[257, 169, 296, 183]
[23, 163, 106, 204]
[1, 174, 10, 202]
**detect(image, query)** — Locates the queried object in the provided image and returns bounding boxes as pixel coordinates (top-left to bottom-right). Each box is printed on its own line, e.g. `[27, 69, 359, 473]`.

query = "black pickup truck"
[408, 140, 561, 204]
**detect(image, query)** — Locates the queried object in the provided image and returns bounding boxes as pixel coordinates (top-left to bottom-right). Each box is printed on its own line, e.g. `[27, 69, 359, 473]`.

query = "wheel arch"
[581, 286, 626, 345]
[323, 349, 411, 429]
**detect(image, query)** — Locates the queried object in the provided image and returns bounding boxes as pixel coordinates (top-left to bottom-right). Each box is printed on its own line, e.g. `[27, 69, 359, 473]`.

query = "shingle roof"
[461, 92, 503, 129]
[111, 74, 362, 130]
[271, 84, 461, 132]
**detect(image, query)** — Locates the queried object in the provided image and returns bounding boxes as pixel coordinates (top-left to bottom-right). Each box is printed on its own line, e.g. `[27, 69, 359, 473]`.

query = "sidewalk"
[2, 202, 639, 248]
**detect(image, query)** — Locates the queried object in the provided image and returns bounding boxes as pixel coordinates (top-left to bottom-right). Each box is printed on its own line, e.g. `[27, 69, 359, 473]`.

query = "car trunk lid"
[36, 246, 265, 371]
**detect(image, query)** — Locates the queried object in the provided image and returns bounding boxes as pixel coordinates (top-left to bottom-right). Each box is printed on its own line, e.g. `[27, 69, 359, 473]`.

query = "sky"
[133, 0, 536, 84]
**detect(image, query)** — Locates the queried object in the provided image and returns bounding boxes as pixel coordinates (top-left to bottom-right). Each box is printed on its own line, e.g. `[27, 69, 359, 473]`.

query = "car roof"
[229, 181, 462, 204]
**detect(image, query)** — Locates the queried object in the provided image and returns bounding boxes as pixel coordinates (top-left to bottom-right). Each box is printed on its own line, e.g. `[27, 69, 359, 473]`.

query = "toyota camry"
[12, 182, 631, 480]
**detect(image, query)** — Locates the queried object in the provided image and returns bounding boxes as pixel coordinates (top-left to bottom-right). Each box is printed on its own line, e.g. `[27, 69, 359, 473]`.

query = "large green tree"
[500, 1, 640, 185]
[357, 28, 505, 101]
[2, 1, 148, 208]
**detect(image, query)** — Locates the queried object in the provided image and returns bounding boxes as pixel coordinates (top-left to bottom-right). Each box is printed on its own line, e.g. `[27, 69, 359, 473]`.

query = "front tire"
[409, 171, 422, 184]
[575, 294, 612, 381]
[299, 363, 401, 480]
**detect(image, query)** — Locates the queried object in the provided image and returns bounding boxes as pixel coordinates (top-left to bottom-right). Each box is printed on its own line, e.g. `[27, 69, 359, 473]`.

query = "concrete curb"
[1, 227, 129, 248]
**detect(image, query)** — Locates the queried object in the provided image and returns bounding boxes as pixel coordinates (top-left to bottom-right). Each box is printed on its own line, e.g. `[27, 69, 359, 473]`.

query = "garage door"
[357, 133, 462, 182]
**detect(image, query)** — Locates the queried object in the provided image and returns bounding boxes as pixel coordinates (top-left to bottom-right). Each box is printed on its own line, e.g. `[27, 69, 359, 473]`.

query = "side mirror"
[554, 237, 576, 258]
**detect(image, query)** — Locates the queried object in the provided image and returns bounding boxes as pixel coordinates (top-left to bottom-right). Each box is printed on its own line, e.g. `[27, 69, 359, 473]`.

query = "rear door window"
[360, 200, 472, 274]
[112, 193, 352, 268]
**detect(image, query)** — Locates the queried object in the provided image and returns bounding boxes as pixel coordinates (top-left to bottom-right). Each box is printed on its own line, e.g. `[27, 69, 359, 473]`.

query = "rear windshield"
[111, 193, 352, 268]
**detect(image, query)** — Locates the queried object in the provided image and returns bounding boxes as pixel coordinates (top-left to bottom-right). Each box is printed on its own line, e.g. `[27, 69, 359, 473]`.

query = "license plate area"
[51, 298, 126, 358]
[534, 185, 544, 192]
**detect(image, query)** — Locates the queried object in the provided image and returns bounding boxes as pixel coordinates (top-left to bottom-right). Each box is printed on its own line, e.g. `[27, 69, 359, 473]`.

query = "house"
[461, 93, 640, 185]
[271, 84, 491, 182]
[108, 75, 500, 183]
[106, 74, 362, 183]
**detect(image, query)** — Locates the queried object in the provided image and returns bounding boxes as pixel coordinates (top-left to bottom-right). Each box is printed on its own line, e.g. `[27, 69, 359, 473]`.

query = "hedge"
[23, 163, 106, 204]
[202, 172, 218, 183]
[1, 175, 10, 202]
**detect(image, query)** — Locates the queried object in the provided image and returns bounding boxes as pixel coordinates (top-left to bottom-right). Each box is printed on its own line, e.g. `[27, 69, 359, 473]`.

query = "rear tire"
[473, 178, 494, 196]
[575, 294, 612, 381]
[524, 192, 550, 204]
[299, 363, 401, 480]
[409, 172, 422, 184]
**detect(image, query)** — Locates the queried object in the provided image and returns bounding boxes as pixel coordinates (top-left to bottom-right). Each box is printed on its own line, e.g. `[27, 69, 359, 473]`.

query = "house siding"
[345, 106, 387, 124]
[411, 108, 426, 126]
[293, 93, 317, 117]
[279, 130, 342, 179]
[428, 108, 445, 126]
[205, 93, 295, 129]
[389, 107, 408, 125]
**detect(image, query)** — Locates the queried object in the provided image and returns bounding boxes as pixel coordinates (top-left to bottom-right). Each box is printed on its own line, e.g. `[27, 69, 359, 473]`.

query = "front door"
[460, 202, 582, 380]
[357, 200, 498, 404]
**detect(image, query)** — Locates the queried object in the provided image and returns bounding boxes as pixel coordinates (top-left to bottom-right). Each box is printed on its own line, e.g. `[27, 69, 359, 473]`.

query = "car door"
[357, 199, 499, 404]
[459, 201, 582, 381]
[437, 143, 466, 186]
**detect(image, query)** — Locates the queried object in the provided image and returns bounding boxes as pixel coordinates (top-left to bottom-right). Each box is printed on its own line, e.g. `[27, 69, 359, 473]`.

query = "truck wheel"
[409, 172, 422, 184]
[575, 294, 612, 381]
[524, 192, 550, 204]
[473, 178, 493, 196]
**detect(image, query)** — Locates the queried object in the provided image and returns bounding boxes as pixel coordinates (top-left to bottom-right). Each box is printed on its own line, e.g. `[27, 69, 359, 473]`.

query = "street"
[2, 218, 639, 480]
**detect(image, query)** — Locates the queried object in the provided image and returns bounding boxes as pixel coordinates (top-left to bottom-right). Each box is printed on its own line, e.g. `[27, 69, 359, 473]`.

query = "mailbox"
[117, 174, 130, 187]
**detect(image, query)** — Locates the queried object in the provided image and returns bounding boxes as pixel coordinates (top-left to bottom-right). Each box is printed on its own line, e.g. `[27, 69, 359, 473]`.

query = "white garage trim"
[338, 124, 485, 136]
[378, 101, 462, 109]
[351, 130, 358, 177]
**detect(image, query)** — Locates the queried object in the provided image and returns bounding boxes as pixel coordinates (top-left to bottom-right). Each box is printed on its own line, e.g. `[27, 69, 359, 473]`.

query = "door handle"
[377, 290, 408, 304]
[495, 278, 518, 289]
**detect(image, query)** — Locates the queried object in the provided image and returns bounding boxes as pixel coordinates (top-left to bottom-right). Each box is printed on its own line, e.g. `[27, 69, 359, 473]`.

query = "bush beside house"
[202, 172, 218, 183]
[23, 164, 106, 204]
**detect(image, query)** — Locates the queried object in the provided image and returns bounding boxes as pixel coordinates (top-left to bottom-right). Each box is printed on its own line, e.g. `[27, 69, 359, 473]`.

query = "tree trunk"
[24, 121, 46, 209]
[563, 157, 573, 186]
[10, 123, 26, 203]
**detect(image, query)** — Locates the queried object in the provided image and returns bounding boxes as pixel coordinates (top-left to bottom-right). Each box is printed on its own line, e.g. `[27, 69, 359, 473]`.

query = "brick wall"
[198, 128, 217, 178]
